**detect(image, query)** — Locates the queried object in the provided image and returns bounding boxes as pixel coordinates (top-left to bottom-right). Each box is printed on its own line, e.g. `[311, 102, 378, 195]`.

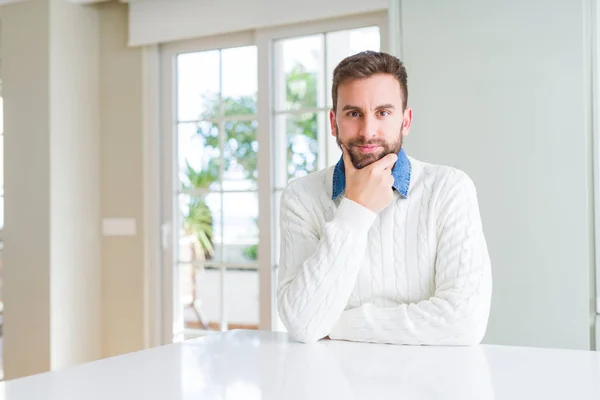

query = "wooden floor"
[185, 321, 259, 331]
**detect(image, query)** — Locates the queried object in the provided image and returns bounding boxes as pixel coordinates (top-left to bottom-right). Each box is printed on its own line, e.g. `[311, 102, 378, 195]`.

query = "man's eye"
[379, 110, 391, 117]
[347, 111, 360, 117]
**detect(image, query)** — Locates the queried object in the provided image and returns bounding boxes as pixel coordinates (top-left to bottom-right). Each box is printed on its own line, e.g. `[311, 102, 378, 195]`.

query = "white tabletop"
[1, 330, 599, 399]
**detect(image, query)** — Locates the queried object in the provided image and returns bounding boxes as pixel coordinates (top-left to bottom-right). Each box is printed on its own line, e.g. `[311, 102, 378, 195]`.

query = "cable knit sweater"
[277, 156, 492, 345]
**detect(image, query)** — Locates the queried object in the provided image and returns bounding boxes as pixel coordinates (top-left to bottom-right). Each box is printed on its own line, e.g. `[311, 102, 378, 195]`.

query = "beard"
[335, 124, 403, 169]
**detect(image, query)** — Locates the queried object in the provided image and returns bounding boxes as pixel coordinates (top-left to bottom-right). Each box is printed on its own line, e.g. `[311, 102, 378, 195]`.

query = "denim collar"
[331, 148, 412, 200]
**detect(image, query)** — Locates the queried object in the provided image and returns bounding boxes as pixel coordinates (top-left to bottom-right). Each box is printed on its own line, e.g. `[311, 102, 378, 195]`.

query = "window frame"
[160, 31, 258, 341]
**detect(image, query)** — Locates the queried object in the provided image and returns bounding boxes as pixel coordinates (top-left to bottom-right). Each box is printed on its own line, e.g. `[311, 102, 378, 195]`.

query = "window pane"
[326, 26, 381, 109]
[275, 113, 319, 181]
[225, 267, 259, 328]
[182, 263, 222, 330]
[221, 46, 257, 117]
[178, 193, 222, 264]
[223, 120, 258, 191]
[177, 50, 220, 121]
[274, 35, 325, 111]
[178, 122, 221, 191]
[221, 192, 259, 265]
[184, 266, 259, 331]
[175, 45, 262, 337]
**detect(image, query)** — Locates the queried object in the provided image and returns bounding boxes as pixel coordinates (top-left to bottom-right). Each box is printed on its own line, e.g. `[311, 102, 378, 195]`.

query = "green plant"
[242, 244, 258, 261]
[182, 160, 219, 260]
[184, 197, 214, 260]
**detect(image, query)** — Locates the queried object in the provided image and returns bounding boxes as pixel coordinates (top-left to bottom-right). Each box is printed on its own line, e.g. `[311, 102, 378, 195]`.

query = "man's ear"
[402, 106, 413, 137]
[329, 109, 337, 137]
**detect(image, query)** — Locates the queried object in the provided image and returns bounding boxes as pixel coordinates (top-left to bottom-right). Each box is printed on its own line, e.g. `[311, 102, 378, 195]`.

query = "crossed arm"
[276, 175, 492, 345]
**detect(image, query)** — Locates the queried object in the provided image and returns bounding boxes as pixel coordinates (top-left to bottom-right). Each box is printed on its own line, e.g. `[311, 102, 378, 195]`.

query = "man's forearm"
[278, 194, 376, 343]
[328, 287, 491, 346]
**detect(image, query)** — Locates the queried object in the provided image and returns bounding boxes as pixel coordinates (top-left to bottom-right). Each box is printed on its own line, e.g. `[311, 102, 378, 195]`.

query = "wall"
[1, 0, 102, 379]
[2, 0, 52, 379]
[49, 0, 101, 371]
[98, 1, 147, 358]
[1, 0, 147, 378]
[400, 0, 595, 350]
[127, 0, 388, 46]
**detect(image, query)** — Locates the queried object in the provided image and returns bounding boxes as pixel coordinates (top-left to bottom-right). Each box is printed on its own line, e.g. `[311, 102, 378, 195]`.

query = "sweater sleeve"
[277, 184, 377, 343]
[328, 173, 492, 345]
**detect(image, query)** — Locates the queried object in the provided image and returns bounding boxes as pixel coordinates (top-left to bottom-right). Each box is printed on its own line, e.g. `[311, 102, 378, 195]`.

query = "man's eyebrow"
[341, 104, 396, 111]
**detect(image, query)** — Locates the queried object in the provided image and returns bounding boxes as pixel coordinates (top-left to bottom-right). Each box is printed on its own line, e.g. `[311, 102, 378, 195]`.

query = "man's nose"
[359, 115, 378, 139]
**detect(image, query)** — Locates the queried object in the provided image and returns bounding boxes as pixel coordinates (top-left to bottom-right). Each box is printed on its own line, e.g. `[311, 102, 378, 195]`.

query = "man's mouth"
[357, 145, 381, 154]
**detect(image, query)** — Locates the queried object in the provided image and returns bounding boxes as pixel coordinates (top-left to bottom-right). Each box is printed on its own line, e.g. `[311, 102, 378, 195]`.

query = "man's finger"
[372, 152, 398, 171]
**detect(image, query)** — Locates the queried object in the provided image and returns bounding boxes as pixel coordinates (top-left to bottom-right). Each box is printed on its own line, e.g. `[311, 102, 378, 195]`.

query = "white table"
[1, 330, 599, 399]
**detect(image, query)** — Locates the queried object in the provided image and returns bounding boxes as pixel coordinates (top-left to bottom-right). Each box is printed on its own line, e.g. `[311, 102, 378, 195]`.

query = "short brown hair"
[331, 50, 408, 112]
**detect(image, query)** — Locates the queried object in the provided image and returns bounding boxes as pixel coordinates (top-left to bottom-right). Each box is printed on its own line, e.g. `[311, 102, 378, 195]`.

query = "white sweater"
[277, 156, 492, 345]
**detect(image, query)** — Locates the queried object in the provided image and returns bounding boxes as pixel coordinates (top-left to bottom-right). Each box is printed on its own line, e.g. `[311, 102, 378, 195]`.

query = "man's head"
[330, 51, 412, 169]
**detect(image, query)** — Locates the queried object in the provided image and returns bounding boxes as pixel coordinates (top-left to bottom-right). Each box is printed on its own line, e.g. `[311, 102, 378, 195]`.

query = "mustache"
[346, 138, 387, 147]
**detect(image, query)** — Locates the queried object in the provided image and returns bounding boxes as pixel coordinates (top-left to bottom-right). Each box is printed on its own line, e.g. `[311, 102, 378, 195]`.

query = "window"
[160, 14, 386, 342]
[161, 33, 261, 339]
[177, 45, 260, 334]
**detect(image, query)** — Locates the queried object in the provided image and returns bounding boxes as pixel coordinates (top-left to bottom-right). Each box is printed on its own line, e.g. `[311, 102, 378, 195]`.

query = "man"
[277, 50, 492, 345]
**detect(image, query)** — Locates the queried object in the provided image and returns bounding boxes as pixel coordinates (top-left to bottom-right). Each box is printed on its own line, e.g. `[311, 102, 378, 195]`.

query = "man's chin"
[351, 152, 383, 169]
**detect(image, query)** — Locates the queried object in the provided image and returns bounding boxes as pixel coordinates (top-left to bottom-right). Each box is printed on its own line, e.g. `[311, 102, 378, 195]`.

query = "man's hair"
[331, 50, 408, 112]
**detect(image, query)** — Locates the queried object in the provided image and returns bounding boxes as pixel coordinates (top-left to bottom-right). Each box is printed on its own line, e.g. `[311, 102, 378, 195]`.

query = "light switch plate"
[102, 218, 137, 236]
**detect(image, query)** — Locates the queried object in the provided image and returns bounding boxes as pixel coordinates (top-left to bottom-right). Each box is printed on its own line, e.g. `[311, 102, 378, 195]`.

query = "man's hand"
[342, 144, 397, 213]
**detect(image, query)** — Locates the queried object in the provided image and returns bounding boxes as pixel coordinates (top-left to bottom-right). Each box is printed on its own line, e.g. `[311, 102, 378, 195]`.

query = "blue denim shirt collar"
[332, 148, 412, 200]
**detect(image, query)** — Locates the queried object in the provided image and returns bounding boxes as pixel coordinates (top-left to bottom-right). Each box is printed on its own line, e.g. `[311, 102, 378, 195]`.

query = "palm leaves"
[182, 160, 218, 260]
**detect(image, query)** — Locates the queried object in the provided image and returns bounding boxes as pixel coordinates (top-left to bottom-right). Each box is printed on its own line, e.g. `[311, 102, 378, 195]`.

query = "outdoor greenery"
[183, 62, 319, 262]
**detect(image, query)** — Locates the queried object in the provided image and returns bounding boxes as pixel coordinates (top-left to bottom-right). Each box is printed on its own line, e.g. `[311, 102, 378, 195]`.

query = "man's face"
[330, 73, 412, 169]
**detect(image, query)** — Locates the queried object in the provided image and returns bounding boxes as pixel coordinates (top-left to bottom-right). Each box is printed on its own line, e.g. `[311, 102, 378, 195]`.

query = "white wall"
[1, 1, 150, 378]
[127, 0, 388, 46]
[2, 0, 52, 378]
[400, 0, 595, 350]
[99, 1, 147, 358]
[1, 0, 102, 379]
[49, 0, 101, 371]
[2, 1, 151, 377]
